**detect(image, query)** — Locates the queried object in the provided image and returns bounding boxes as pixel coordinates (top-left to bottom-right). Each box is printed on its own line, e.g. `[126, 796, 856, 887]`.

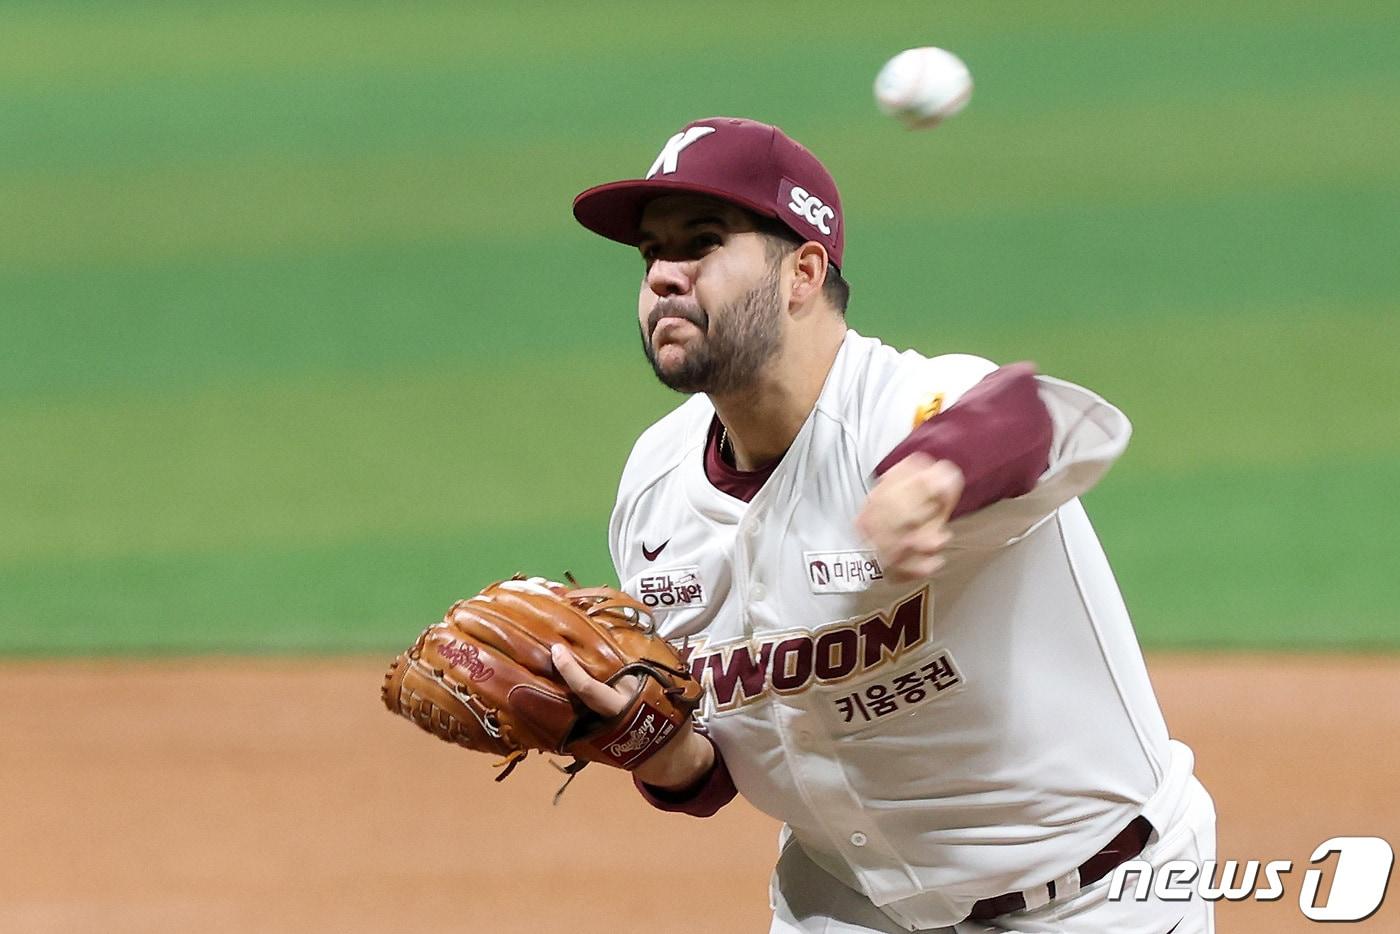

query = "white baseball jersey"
[608, 329, 1195, 929]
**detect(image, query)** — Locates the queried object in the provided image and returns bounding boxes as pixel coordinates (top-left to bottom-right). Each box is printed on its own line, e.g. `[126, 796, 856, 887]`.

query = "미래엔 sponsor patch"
[805, 550, 884, 594]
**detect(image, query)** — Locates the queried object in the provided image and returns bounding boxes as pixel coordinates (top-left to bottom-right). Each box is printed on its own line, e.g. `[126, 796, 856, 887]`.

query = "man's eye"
[639, 233, 720, 266]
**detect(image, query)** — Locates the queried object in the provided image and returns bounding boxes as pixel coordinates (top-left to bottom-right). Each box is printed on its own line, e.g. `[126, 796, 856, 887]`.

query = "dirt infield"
[2, 655, 1395, 933]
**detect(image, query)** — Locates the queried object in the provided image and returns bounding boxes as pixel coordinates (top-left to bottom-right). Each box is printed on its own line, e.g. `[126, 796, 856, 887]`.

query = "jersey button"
[751, 583, 767, 602]
[849, 832, 868, 847]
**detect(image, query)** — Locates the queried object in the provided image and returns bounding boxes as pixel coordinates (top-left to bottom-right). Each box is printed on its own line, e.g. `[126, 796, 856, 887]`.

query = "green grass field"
[3, 1, 1397, 653]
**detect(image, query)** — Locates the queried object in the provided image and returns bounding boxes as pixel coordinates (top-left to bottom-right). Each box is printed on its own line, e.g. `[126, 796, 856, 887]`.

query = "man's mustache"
[647, 300, 709, 338]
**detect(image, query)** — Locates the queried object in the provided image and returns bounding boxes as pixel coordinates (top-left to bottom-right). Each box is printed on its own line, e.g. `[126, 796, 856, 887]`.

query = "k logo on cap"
[646, 126, 717, 179]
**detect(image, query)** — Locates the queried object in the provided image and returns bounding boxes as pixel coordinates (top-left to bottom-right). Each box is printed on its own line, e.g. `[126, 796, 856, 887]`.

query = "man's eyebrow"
[637, 215, 731, 244]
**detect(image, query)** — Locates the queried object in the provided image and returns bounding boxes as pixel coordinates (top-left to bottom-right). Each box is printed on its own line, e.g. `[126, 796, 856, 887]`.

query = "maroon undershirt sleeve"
[633, 731, 737, 817]
[874, 362, 1053, 517]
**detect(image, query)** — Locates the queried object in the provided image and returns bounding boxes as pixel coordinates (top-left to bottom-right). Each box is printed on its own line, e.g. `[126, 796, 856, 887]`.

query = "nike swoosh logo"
[641, 539, 670, 561]
[1164, 920, 1182, 934]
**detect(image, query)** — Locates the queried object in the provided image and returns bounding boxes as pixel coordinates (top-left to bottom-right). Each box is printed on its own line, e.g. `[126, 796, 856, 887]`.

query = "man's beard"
[639, 266, 783, 395]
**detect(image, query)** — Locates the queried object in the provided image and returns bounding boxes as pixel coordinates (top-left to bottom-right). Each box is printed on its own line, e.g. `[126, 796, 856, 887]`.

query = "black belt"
[968, 816, 1154, 921]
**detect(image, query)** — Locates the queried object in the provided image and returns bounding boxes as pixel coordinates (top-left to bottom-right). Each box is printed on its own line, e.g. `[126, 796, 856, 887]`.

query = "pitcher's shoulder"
[830, 331, 998, 424]
[616, 395, 712, 498]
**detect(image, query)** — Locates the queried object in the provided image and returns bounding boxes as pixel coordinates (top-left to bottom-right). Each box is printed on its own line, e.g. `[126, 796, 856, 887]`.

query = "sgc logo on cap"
[786, 185, 836, 235]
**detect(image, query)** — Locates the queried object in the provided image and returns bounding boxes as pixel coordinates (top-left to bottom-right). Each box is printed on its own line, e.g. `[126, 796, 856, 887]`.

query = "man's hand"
[855, 453, 965, 583]
[551, 644, 714, 790]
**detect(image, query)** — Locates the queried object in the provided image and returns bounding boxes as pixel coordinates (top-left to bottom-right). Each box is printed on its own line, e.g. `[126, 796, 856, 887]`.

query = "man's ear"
[787, 242, 830, 312]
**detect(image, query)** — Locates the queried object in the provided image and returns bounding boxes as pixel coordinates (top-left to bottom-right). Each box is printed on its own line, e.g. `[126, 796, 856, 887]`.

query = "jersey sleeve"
[607, 477, 633, 586]
[946, 374, 1133, 551]
[874, 363, 1052, 519]
[609, 396, 713, 586]
[608, 439, 652, 586]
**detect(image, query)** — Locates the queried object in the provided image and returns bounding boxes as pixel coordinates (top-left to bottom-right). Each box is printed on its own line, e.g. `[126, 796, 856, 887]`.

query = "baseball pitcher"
[385, 116, 1217, 934]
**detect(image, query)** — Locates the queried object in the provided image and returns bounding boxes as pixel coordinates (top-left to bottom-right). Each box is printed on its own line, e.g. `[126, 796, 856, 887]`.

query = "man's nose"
[645, 259, 694, 298]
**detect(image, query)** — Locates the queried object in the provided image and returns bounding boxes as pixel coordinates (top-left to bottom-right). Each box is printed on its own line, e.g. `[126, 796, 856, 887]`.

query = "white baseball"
[874, 46, 973, 130]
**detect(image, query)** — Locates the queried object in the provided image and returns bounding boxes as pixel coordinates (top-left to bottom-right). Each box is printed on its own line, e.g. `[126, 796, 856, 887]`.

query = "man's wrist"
[632, 727, 737, 817]
[634, 724, 714, 790]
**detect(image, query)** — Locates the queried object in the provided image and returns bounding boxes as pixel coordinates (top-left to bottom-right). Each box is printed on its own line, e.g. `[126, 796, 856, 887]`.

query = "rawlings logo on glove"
[610, 712, 658, 756]
[381, 575, 703, 789]
[437, 640, 494, 682]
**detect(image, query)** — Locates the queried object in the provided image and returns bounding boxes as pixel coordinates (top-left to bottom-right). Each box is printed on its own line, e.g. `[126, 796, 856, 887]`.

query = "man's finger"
[907, 525, 952, 557]
[917, 460, 965, 519]
[551, 644, 628, 716]
[908, 554, 947, 579]
[883, 451, 936, 482]
[887, 554, 946, 583]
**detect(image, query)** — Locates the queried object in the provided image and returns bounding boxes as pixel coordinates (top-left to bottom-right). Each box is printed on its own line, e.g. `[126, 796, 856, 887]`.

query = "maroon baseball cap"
[573, 116, 844, 268]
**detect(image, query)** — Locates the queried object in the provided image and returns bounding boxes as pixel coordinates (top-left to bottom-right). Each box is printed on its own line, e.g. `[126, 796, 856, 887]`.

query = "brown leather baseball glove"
[381, 575, 703, 787]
